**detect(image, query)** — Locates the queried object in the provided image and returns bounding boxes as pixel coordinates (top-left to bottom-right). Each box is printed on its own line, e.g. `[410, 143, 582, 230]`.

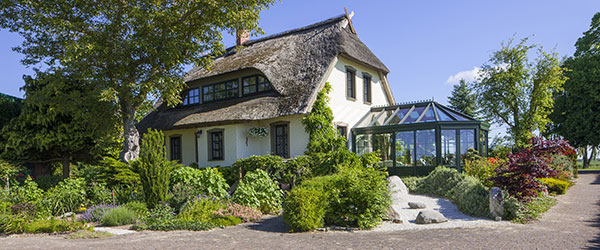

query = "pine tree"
[448, 79, 477, 117]
[136, 129, 176, 208]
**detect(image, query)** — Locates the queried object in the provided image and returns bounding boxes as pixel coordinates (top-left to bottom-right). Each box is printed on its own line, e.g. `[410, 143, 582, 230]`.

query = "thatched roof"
[138, 14, 389, 131]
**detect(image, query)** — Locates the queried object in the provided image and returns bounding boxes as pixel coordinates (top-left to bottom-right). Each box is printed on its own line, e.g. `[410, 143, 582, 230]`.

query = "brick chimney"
[236, 29, 249, 46]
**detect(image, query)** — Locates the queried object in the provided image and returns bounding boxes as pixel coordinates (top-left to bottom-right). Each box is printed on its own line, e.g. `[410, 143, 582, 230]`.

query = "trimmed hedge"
[539, 178, 571, 195]
[282, 182, 328, 232]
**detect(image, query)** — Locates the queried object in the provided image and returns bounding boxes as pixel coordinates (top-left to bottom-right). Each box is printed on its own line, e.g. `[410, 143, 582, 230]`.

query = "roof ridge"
[243, 14, 346, 46]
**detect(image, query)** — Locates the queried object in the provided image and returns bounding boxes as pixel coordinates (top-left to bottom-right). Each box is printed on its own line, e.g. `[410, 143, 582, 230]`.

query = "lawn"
[578, 160, 600, 171]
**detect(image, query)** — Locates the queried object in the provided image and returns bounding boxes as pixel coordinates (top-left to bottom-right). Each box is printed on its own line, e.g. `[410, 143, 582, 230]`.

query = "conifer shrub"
[136, 129, 176, 208]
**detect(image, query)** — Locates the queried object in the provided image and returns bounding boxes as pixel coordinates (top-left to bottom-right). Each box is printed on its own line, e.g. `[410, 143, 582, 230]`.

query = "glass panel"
[395, 131, 414, 167]
[356, 134, 373, 155]
[389, 108, 412, 125]
[258, 82, 270, 91]
[452, 112, 470, 121]
[436, 108, 454, 121]
[441, 130, 457, 166]
[403, 106, 425, 124]
[420, 107, 436, 122]
[460, 129, 476, 164]
[374, 133, 393, 168]
[480, 130, 488, 157]
[416, 129, 436, 166]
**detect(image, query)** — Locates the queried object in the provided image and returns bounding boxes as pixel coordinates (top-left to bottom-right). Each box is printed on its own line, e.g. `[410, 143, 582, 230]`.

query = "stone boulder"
[386, 206, 404, 224]
[408, 202, 426, 209]
[387, 176, 409, 203]
[415, 210, 448, 224]
[489, 187, 504, 219]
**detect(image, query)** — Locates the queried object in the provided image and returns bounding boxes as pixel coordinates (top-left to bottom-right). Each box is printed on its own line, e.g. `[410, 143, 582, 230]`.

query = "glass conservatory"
[352, 101, 489, 176]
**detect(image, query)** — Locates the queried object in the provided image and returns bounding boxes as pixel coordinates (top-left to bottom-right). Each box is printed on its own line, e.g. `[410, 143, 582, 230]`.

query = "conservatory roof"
[355, 100, 482, 128]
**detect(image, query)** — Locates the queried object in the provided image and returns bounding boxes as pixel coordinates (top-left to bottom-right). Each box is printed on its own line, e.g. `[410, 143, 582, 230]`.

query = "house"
[138, 14, 396, 167]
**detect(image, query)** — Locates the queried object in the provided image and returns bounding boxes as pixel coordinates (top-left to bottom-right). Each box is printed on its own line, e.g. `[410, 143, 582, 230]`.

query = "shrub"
[111, 184, 143, 204]
[33, 175, 62, 191]
[449, 175, 490, 217]
[231, 155, 284, 183]
[10, 202, 36, 216]
[409, 167, 490, 218]
[81, 203, 118, 222]
[549, 154, 575, 179]
[134, 203, 214, 231]
[233, 169, 282, 214]
[98, 157, 140, 187]
[124, 201, 149, 219]
[196, 167, 229, 198]
[85, 182, 112, 206]
[504, 195, 555, 223]
[213, 202, 262, 223]
[412, 167, 465, 197]
[136, 129, 176, 208]
[170, 166, 202, 188]
[11, 177, 44, 204]
[178, 196, 222, 222]
[539, 178, 571, 195]
[283, 165, 390, 231]
[280, 156, 312, 188]
[24, 218, 86, 233]
[101, 207, 138, 226]
[401, 176, 423, 192]
[43, 177, 87, 216]
[168, 183, 198, 213]
[464, 157, 503, 188]
[208, 215, 242, 227]
[492, 137, 576, 200]
[0, 213, 31, 233]
[213, 166, 237, 186]
[282, 184, 328, 232]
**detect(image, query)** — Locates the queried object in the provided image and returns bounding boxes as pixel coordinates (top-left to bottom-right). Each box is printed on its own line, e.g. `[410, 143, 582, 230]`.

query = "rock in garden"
[415, 210, 448, 224]
[62, 212, 74, 218]
[387, 176, 409, 202]
[408, 202, 426, 209]
[489, 187, 504, 218]
[386, 206, 404, 224]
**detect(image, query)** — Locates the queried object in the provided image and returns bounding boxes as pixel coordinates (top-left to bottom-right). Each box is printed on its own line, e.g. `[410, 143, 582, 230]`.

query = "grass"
[578, 160, 600, 171]
[66, 230, 114, 239]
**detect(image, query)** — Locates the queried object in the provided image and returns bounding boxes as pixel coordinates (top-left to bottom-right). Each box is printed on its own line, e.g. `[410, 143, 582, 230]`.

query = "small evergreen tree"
[136, 129, 176, 208]
[448, 79, 477, 117]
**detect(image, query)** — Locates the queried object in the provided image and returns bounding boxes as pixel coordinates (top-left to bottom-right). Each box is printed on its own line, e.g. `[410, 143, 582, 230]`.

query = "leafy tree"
[1, 70, 120, 178]
[0, 0, 277, 162]
[548, 13, 600, 168]
[135, 129, 176, 209]
[474, 37, 567, 147]
[0, 93, 22, 129]
[448, 79, 477, 117]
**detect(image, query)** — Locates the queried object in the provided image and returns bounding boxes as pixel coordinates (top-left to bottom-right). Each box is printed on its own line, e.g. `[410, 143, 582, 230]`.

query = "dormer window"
[183, 88, 200, 105]
[242, 75, 271, 96]
[203, 79, 239, 103]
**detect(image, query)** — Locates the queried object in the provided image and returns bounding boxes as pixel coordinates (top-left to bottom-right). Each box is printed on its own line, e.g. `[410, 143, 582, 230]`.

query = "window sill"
[208, 158, 224, 162]
[346, 97, 356, 101]
[363, 101, 372, 105]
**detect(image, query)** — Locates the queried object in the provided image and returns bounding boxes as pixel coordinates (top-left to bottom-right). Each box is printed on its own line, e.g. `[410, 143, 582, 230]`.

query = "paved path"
[3, 173, 600, 249]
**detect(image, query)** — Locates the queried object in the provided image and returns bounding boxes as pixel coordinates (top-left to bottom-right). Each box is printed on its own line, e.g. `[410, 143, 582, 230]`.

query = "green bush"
[178, 197, 223, 222]
[33, 175, 62, 191]
[549, 154, 575, 179]
[196, 167, 229, 198]
[85, 182, 112, 206]
[464, 157, 503, 188]
[170, 166, 202, 187]
[413, 167, 466, 197]
[449, 175, 490, 217]
[401, 176, 423, 192]
[11, 177, 44, 204]
[539, 178, 571, 195]
[283, 165, 390, 231]
[213, 166, 237, 186]
[0, 213, 31, 233]
[42, 177, 87, 216]
[136, 129, 176, 208]
[282, 184, 328, 232]
[124, 201, 149, 219]
[233, 169, 282, 214]
[24, 218, 86, 233]
[208, 215, 242, 227]
[409, 167, 490, 218]
[504, 195, 555, 223]
[168, 183, 198, 213]
[134, 203, 214, 231]
[231, 155, 284, 183]
[280, 156, 312, 187]
[101, 207, 138, 226]
[98, 157, 140, 187]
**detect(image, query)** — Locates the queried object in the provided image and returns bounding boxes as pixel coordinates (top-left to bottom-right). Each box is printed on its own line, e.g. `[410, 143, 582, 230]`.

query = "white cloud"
[445, 67, 481, 85]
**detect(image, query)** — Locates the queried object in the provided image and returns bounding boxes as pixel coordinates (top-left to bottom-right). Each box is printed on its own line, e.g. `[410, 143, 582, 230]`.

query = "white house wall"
[164, 114, 308, 167]
[327, 56, 392, 146]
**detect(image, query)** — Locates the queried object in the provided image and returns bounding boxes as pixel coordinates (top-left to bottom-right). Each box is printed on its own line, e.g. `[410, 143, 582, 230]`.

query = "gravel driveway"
[3, 173, 600, 250]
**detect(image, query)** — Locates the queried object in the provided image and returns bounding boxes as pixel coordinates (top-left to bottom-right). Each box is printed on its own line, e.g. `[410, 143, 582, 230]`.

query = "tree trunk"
[591, 147, 598, 164]
[119, 101, 140, 163]
[582, 146, 590, 169]
[61, 155, 70, 179]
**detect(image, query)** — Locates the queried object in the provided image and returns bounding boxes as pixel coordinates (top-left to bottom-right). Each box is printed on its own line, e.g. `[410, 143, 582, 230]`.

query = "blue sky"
[0, 0, 598, 137]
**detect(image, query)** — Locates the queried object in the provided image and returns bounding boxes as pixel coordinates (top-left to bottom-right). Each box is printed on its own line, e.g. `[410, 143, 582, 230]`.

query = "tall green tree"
[1, 70, 120, 178]
[548, 13, 600, 168]
[0, 0, 277, 162]
[474, 37, 567, 147]
[448, 79, 477, 117]
[135, 129, 175, 209]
